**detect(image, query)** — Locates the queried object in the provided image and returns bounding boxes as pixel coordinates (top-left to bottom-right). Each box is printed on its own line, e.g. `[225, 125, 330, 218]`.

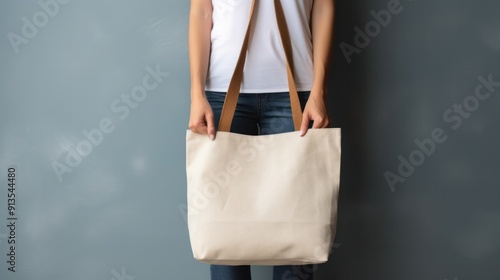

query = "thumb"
[299, 114, 310, 137]
[206, 113, 216, 140]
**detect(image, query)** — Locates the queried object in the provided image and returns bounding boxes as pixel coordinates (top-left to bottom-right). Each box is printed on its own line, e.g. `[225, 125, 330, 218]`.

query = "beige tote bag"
[186, 0, 341, 265]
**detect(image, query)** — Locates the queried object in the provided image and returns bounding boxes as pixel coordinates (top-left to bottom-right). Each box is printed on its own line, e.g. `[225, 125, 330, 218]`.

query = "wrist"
[310, 85, 327, 99]
[190, 87, 206, 100]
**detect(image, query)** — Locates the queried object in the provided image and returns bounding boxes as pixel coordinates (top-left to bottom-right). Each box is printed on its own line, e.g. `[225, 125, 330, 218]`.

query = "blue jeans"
[206, 91, 315, 280]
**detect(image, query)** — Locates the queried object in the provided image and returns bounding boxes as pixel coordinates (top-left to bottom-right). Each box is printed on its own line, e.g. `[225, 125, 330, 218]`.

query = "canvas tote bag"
[186, 0, 341, 265]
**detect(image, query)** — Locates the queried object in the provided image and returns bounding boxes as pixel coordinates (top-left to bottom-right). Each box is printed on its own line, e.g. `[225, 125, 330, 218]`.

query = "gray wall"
[0, 0, 499, 279]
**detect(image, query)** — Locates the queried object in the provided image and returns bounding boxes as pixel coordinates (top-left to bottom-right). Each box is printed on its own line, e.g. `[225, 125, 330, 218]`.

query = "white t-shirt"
[205, 0, 314, 93]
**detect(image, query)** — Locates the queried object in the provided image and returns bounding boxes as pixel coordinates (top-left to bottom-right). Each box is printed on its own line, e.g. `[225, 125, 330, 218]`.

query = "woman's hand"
[188, 93, 216, 140]
[299, 91, 330, 136]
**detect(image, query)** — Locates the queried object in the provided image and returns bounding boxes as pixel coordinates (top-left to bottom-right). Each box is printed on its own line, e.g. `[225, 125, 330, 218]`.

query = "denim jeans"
[205, 91, 314, 280]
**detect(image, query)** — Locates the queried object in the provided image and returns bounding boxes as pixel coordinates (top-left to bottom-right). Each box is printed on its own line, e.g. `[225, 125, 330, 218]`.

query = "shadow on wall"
[321, 0, 374, 279]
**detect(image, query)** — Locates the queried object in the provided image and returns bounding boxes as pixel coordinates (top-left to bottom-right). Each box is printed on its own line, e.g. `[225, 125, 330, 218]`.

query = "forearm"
[188, 0, 212, 99]
[310, 0, 335, 98]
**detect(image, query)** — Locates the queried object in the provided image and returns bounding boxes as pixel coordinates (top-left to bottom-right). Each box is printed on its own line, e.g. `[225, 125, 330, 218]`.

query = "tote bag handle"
[218, 0, 303, 132]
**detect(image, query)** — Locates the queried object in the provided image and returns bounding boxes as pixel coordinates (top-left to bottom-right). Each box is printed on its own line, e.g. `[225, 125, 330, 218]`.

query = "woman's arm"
[300, 0, 335, 136]
[188, 0, 216, 139]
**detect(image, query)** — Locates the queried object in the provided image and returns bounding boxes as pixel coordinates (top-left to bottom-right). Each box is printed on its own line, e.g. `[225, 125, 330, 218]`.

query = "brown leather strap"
[218, 0, 303, 132]
[273, 0, 303, 131]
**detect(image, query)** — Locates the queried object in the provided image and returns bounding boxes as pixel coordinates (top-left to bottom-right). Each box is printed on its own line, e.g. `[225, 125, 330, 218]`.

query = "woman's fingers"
[299, 115, 310, 136]
[311, 114, 330, 128]
[205, 112, 216, 140]
[299, 96, 330, 137]
[188, 96, 216, 140]
[189, 113, 215, 139]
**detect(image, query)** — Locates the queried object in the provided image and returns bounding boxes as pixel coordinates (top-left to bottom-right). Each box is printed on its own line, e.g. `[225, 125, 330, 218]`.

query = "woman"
[188, 0, 335, 279]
